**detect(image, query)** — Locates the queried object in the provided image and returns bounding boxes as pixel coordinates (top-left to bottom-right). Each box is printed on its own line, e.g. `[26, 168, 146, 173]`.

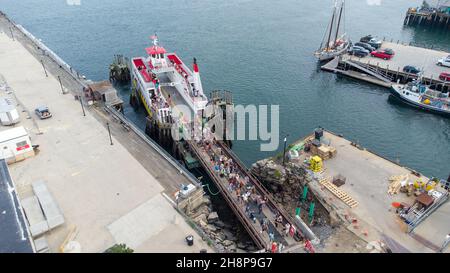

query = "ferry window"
[406, 92, 409, 95]
[16, 141, 27, 148]
[159, 53, 164, 58]
[152, 54, 156, 58]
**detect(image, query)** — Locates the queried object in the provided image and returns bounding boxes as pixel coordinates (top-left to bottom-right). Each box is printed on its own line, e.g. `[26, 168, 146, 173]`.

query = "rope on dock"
[204, 183, 221, 196]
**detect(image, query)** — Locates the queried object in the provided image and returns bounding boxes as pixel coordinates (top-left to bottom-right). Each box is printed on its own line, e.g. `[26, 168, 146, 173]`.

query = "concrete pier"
[0, 15, 212, 253]
[288, 130, 450, 253]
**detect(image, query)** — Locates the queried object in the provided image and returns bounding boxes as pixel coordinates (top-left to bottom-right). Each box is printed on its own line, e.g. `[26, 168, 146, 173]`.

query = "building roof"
[0, 159, 34, 253]
[0, 97, 16, 112]
[416, 193, 434, 207]
[0, 126, 28, 143]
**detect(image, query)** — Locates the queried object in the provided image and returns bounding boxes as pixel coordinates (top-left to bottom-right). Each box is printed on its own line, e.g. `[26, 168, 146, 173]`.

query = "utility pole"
[282, 134, 289, 166]
[107, 122, 113, 145]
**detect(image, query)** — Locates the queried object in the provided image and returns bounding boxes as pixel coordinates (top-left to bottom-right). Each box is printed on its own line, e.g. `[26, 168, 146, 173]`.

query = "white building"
[0, 97, 20, 126]
[0, 126, 34, 164]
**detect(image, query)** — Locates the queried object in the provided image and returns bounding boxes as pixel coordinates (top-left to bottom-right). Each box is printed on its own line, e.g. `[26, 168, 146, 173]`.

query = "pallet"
[319, 178, 358, 208]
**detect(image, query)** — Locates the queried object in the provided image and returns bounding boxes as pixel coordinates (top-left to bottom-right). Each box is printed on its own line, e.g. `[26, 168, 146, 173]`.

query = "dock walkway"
[189, 139, 305, 251]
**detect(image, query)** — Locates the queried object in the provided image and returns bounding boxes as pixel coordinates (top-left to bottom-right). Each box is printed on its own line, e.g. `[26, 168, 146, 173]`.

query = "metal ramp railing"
[343, 59, 394, 83]
[406, 191, 449, 233]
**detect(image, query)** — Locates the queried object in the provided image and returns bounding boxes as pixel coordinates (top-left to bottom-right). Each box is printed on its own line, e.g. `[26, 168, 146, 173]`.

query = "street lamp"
[107, 122, 113, 145]
[282, 134, 289, 166]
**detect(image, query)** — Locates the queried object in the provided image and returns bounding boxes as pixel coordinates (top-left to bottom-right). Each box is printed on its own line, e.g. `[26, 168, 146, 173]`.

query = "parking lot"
[343, 41, 450, 80]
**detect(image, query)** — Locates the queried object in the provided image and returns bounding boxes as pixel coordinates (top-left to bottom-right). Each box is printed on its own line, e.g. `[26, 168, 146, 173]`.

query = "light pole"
[282, 134, 289, 166]
[79, 95, 86, 116]
[107, 122, 113, 145]
[40, 60, 48, 77]
[58, 76, 64, 94]
[9, 27, 14, 41]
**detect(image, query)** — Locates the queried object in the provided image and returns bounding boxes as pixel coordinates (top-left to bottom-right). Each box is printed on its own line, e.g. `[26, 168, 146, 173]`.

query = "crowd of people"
[198, 138, 299, 253]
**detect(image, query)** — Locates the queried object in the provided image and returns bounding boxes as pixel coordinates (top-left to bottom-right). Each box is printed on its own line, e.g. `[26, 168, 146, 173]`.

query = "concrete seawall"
[0, 11, 214, 253]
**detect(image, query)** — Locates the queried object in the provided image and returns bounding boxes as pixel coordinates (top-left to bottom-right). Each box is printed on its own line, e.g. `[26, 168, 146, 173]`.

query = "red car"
[439, 72, 450, 81]
[370, 48, 395, 60]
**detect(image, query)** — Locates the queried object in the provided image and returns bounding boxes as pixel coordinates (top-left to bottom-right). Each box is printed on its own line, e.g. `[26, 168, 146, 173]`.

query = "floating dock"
[322, 41, 450, 91]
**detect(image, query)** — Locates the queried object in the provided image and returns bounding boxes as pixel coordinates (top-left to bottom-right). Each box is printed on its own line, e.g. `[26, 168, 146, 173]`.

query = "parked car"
[371, 48, 395, 60]
[403, 65, 421, 74]
[354, 42, 375, 52]
[349, 46, 369, 54]
[360, 35, 374, 43]
[439, 72, 450, 81]
[360, 35, 382, 49]
[437, 55, 450, 67]
[348, 46, 369, 57]
[35, 106, 52, 119]
[353, 50, 369, 58]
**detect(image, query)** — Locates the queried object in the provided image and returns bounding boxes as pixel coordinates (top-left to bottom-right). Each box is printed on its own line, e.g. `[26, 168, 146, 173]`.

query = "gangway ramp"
[188, 140, 312, 251]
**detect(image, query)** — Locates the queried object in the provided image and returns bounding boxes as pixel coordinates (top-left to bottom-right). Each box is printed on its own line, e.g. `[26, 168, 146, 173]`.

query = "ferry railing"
[187, 141, 267, 250]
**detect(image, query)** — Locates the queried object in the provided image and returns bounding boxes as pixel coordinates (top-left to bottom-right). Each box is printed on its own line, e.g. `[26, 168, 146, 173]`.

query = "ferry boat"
[315, 0, 350, 61]
[390, 81, 450, 117]
[130, 35, 208, 135]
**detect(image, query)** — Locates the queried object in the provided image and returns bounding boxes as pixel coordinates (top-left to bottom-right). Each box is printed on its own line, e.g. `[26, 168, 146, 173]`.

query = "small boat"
[315, 0, 350, 62]
[390, 81, 450, 117]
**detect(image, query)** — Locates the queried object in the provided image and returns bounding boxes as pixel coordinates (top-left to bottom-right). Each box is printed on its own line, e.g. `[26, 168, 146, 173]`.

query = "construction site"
[252, 128, 450, 253]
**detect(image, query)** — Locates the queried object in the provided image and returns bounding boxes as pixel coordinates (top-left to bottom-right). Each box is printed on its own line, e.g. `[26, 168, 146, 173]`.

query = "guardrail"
[104, 105, 202, 188]
[14, 24, 89, 90]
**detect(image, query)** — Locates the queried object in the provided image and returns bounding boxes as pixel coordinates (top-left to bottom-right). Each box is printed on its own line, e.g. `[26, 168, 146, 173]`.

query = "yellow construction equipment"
[310, 156, 323, 172]
[413, 179, 425, 189]
[425, 180, 437, 192]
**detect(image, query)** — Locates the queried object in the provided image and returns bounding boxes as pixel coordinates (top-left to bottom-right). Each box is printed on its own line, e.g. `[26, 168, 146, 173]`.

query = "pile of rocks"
[251, 159, 335, 237]
[251, 159, 308, 205]
[188, 195, 256, 253]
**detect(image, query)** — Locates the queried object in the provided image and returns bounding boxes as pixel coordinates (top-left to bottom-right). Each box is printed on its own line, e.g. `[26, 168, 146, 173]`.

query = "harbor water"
[1, 0, 449, 178]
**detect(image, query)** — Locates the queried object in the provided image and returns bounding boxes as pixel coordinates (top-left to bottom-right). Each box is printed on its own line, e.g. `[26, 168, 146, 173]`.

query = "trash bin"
[186, 235, 194, 246]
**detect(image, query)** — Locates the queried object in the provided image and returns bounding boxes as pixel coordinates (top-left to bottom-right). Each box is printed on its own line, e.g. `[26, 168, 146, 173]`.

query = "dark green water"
[1, 0, 449, 178]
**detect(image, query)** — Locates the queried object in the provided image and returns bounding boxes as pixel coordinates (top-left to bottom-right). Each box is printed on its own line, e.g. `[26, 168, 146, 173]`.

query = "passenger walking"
[284, 223, 290, 237]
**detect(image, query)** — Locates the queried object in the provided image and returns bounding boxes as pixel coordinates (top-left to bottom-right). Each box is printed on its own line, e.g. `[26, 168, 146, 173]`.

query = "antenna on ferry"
[150, 34, 158, 46]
